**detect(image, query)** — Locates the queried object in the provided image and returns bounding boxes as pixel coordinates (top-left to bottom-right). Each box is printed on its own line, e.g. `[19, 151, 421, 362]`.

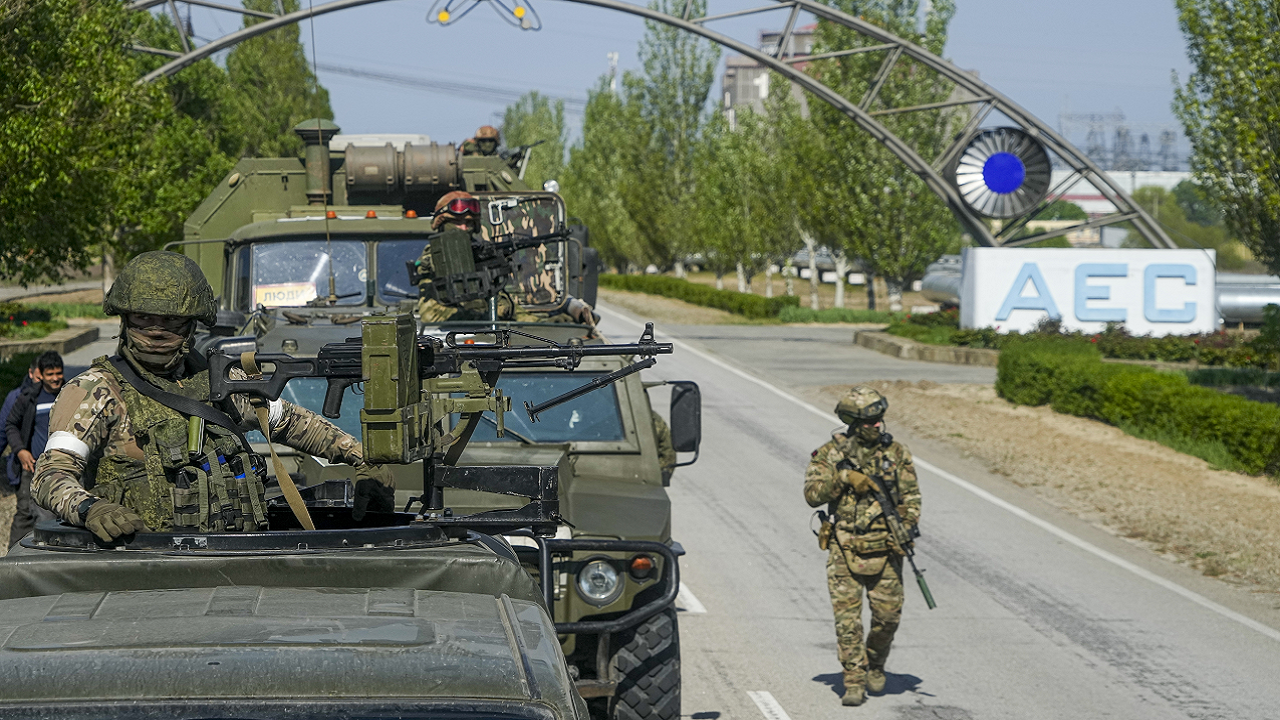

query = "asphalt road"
[596, 303, 1280, 720]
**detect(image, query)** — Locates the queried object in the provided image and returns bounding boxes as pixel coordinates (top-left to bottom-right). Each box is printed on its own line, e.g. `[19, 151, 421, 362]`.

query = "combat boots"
[866, 668, 886, 694]
[841, 686, 866, 706]
[842, 672, 866, 706]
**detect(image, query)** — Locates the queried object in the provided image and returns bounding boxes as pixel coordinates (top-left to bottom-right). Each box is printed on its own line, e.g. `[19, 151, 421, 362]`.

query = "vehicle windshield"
[377, 238, 428, 304]
[247, 379, 362, 443]
[250, 373, 623, 446]
[465, 372, 626, 443]
[246, 239, 367, 308]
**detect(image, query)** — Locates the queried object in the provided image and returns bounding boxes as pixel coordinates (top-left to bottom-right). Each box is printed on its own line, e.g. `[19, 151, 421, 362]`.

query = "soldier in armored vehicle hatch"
[29, 251, 395, 543]
[416, 191, 598, 325]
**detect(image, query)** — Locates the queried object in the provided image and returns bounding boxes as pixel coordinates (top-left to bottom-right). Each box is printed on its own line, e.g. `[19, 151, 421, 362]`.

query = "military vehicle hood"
[0, 586, 585, 719]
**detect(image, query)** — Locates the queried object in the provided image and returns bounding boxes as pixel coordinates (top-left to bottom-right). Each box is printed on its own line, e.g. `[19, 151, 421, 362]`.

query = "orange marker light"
[463, 338, 475, 345]
[405, 210, 418, 218]
[325, 210, 337, 219]
[629, 555, 654, 579]
[366, 210, 378, 218]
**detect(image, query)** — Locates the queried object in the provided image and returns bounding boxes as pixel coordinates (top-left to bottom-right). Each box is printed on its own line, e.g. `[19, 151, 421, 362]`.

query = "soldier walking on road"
[29, 251, 394, 544]
[805, 386, 921, 706]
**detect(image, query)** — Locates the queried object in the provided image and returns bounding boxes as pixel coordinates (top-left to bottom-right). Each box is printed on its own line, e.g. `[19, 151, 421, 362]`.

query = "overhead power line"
[313, 63, 587, 112]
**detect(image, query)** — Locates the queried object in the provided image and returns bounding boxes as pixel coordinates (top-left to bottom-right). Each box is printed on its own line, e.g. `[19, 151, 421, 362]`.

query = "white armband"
[45, 431, 90, 459]
[268, 398, 284, 426]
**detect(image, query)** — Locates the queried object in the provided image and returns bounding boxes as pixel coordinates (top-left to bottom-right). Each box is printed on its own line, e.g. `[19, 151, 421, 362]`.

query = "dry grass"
[819, 381, 1280, 595]
[598, 289, 755, 326]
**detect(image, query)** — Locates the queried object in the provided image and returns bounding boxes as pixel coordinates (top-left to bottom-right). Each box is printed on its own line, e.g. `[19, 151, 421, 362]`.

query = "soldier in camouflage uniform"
[805, 386, 921, 707]
[461, 125, 501, 157]
[31, 252, 394, 543]
[416, 191, 598, 326]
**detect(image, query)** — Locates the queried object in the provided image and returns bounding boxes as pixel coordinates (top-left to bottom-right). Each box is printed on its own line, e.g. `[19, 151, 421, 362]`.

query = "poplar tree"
[1173, 0, 1280, 273]
[501, 91, 567, 190]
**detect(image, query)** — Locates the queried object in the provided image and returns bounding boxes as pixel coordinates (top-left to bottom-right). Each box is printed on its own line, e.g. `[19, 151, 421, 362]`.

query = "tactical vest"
[832, 437, 906, 553]
[90, 357, 269, 533]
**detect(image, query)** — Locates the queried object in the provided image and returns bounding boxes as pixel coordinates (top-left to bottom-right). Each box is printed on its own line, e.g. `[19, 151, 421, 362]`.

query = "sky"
[182, 0, 1195, 159]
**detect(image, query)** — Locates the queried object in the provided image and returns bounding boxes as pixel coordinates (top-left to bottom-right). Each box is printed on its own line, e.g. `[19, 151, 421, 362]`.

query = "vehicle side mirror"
[669, 381, 701, 467]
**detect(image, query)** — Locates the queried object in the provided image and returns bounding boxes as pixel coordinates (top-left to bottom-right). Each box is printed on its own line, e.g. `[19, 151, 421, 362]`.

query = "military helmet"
[433, 190, 480, 230]
[475, 125, 500, 140]
[835, 385, 888, 425]
[103, 251, 217, 326]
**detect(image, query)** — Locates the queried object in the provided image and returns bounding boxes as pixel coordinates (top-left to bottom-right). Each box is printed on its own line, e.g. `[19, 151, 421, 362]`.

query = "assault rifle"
[206, 314, 672, 523]
[866, 473, 937, 609]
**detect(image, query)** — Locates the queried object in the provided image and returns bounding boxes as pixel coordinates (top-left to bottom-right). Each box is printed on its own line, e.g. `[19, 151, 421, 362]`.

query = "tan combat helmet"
[103, 251, 217, 326]
[835, 385, 888, 425]
[475, 125, 500, 155]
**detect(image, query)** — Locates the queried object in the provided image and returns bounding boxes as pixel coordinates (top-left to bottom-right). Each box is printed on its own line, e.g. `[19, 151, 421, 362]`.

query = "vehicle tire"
[610, 607, 680, 720]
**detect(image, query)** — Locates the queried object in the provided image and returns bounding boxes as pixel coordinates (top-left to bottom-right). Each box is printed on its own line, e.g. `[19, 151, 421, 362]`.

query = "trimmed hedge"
[777, 306, 899, 324]
[997, 339, 1280, 475]
[0, 353, 37, 394]
[599, 274, 800, 318]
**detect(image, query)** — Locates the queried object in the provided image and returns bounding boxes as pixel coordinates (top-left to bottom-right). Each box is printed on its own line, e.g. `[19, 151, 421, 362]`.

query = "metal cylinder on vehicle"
[403, 142, 461, 194]
[293, 118, 341, 205]
[345, 142, 399, 194]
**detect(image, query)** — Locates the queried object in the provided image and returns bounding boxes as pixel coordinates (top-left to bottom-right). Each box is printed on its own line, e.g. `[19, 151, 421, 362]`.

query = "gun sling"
[107, 356, 252, 451]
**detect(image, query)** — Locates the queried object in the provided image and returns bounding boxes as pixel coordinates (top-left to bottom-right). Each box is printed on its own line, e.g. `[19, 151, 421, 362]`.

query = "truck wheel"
[611, 608, 680, 720]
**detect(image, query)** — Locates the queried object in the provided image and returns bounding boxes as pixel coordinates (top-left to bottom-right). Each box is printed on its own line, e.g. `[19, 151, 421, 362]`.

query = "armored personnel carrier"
[170, 120, 700, 720]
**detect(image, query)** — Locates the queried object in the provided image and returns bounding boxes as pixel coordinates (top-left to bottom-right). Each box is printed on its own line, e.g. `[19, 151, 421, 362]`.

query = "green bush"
[1187, 367, 1280, 387]
[998, 338, 1280, 475]
[777, 306, 898, 323]
[598, 274, 800, 318]
[25, 302, 107, 320]
[0, 301, 52, 324]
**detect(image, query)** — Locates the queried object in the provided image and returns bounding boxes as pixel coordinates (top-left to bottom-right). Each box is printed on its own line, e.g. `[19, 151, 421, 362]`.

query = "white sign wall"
[959, 247, 1219, 336]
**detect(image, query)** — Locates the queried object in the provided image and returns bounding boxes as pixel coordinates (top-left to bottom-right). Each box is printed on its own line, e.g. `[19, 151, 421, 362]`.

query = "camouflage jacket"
[805, 430, 921, 544]
[32, 354, 363, 530]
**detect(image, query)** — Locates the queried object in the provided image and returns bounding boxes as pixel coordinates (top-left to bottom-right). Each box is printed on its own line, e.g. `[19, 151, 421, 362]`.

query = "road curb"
[0, 326, 100, 361]
[852, 330, 1000, 367]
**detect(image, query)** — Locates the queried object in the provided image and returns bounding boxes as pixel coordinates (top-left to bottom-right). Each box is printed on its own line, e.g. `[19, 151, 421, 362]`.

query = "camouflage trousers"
[826, 545, 904, 687]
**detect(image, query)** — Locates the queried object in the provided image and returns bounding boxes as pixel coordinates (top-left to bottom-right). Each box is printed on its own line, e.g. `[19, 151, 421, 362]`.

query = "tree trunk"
[801, 228, 820, 310]
[865, 268, 877, 311]
[715, 272, 725, 291]
[764, 263, 774, 298]
[886, 277, 904, 313]
[832, 250, 851, 309]
[102, 249, 117, 295]
[674, 259, 686, 279]
[736, 262, 747, 293]
[784, 258, 795, 296]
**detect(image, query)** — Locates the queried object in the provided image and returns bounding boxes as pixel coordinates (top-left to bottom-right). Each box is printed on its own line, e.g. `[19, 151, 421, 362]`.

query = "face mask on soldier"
[124, 314, 194, 370]
[851, 421, 884, 445]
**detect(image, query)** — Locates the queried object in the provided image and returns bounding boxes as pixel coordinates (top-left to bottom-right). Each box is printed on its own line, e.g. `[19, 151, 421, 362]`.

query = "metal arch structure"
[127, 0, 1176, 249]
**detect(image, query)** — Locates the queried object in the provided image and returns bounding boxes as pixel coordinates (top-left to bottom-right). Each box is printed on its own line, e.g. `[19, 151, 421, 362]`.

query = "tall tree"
[0, 0, 167, 284]
[1173, 0, 1280, 272]
[224, 0, 333, 159]
[562, 77, 643, 270]
[501, 91, 567, 190]
[807, 0, 963, 310]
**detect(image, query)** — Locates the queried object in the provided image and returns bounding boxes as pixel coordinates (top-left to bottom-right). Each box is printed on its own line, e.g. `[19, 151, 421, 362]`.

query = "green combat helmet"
[835, 385, 888, 425]
[103, 251, 217, 326]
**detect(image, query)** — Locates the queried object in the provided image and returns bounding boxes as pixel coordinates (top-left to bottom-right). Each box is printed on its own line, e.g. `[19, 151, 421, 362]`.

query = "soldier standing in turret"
[29, 251, 394, 543]
[805, 386, 921, 707]
[461, 125, 502, 156]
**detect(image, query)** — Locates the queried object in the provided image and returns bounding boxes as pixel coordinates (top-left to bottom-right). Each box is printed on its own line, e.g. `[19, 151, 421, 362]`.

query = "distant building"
[721, 25, 815, 117]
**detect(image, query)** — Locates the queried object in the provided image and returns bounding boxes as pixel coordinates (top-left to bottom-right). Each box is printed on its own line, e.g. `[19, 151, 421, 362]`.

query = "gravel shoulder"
[826, 380, 1280, 598]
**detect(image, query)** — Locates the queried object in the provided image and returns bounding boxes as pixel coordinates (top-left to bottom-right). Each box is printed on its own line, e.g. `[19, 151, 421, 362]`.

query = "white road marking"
[676, 581, 707, 614]
[746, 690, 793, 720]
[600, 306, 1280, 644]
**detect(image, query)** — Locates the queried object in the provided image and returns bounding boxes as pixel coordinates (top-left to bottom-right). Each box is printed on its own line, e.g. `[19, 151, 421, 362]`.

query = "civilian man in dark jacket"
[1, 357, 41, 489]
[6, 351, 63, 548]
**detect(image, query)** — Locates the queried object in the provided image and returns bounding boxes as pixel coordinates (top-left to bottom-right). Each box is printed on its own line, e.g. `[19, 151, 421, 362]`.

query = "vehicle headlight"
[576, 559, 623, 606]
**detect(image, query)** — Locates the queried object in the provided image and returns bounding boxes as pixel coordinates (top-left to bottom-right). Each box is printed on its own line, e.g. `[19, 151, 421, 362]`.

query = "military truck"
[172, 120, 700, 720]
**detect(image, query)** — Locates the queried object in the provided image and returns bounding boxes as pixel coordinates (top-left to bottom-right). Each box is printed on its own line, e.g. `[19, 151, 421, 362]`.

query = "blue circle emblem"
[982, 152, 1026, 194]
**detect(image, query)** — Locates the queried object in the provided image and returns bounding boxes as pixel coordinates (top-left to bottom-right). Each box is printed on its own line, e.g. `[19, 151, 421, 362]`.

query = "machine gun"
[500, 139, 546, 178]
[409, 226, 572, 312]
[866, 473, 937, 610]
[206, 313, 672, 528]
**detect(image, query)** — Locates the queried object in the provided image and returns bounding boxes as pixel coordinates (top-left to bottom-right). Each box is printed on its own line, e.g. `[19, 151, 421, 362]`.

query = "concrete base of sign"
[852, 330, 1000, 367]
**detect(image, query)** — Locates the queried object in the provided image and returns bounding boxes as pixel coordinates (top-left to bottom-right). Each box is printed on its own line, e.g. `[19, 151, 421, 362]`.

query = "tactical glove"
[352, 463, 396, 521]
[84, 501, 150, 542]
[837, 468, 874, 494]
